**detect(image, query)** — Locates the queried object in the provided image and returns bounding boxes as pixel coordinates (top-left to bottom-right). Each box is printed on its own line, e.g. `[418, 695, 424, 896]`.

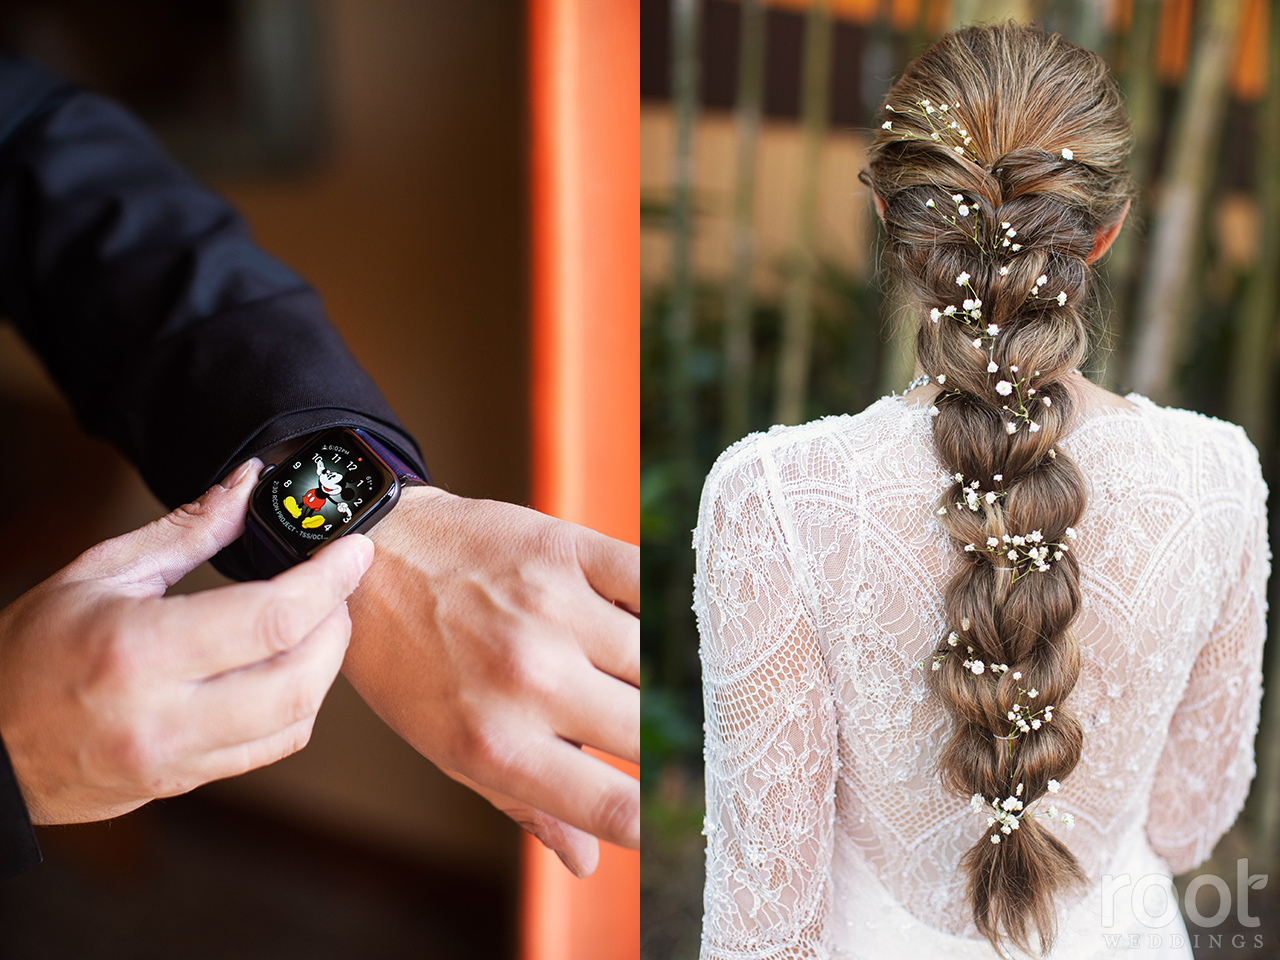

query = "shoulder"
[699, 396, 926, 516]
[1127, 395, 1265, 502]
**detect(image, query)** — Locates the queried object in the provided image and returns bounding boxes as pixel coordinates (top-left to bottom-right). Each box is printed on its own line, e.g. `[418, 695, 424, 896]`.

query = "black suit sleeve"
[0, 56, 428, 876]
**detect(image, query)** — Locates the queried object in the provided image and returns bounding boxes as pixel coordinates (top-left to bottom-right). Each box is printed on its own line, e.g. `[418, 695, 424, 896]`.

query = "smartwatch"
[242, 426, 428, 578]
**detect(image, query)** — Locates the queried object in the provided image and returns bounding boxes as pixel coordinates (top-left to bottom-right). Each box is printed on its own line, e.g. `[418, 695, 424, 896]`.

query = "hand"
[344, 486, 639, 876]
[0, 460, 375, 824]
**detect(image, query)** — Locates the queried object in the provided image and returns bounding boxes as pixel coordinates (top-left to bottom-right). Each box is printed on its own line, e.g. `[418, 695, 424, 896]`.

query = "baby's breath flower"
[930, 307, 941, 323]
[929, 406, 940, 417]
[1056, 291, 1067, 306]
[1006, 422, 1017, 434]
[1061, 148, 1073, 160]
[951, 194, 963, 203]
[972, 338, 983, 350]
[954, 146, 964, 155]
[995, 380, 1013, 396]
[1047, 779, 1061, 793]
[1042, 396, 1052, 407]
[987, 361, 999, 373]
[1001, 221, 1011, 230]
[937, 374, 946, 384]
[1012, 243, 1022, 251]
[1062, 812, 1075, 828]
[925, 198, 935, 208]
[1036, 274, 1048, 287]
[1029, 421, 1041, 433]
[960, 617, 971, 631]
[993, 473, 1002, 482]
[955, 271, 970, 285]
[958, 204, 969, 216]
[882, 120, 892, 130]
[999, 265, 1009, 276]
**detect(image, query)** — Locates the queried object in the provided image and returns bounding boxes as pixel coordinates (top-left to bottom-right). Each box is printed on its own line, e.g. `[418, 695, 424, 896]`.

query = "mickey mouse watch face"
[249, 428, 396, 559]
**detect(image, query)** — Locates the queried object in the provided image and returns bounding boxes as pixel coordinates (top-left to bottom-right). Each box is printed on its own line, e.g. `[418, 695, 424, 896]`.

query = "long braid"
[865, 24, 1134, 957]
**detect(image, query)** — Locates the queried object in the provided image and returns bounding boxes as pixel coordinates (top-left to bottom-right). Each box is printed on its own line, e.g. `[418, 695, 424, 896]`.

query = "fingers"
[480, 736, 639, 849]
[553, 668, 639, 765]
[443, 770, 600, 878]
[163, 535, 373, 679]
[572, 591, 640, 686]
[182, 601, 351, 752]
[574, 528, 639, 614]
[80, 459, 264, 593]
[164, 714, 320, 797]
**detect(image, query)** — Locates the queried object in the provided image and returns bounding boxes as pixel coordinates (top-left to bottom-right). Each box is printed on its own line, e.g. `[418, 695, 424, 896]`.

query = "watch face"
[251, 429, 394, 557]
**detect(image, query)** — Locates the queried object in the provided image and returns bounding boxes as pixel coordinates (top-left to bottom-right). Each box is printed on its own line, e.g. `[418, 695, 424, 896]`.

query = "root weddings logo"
[1099, 859, 1267, 951]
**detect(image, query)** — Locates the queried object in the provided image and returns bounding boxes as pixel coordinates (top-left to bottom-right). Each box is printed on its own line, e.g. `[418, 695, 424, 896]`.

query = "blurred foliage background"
[640, 0, 1280, 956]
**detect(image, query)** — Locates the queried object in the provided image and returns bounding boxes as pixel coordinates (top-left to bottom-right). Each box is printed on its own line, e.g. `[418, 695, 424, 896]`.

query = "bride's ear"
[1086, 199, 1130, 264]
[873, 193, 887, 224]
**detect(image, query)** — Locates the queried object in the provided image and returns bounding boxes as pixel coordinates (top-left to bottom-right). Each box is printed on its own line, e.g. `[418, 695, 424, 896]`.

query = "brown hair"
[864, 23, 1134, 957]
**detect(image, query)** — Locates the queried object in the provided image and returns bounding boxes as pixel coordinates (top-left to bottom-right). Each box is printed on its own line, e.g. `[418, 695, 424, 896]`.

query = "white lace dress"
[694, 393, 1269, 960]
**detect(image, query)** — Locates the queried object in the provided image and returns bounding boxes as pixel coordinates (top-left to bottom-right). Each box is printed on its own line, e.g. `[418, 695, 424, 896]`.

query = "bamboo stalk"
[1126, 0, 1243, 403]
[663, 0, 700, 688]
[1098, 0, 1161, 389]
[774, 0, 833, 427]
[722, 0, 766, 447]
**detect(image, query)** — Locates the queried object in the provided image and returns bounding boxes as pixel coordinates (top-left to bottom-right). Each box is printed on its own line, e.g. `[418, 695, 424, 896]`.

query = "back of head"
[863, 23, 1134, 957]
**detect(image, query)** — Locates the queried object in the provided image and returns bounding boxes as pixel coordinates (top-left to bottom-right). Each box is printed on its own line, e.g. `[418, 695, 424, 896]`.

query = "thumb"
[74, 458, 263, 593]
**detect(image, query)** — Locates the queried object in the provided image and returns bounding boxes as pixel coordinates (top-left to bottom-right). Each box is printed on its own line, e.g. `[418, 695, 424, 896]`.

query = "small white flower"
[1056, 291, 1068, 306]
[973, 338, 983, 350]
[929, 406, 940, 417]
[1028, 688, 1039, 698]
[964, 543, 976, 552]
[1065, 526, 1077, 539]
[932, 660, 941, 670]
[960, 617, 971, 631]
[937, 374, 946, 384]
[986, 324, 999, 336]
[937, 506, 947, 515]
[987, 537, 999, 547]
[1061, 148, 1073, 160]
[1043, 396, 1052, 407]
[993, 473, 1003, 482]
[1011, 671, 1021, 680]
[1036, 274, 1048, 287]
[999, 265, 1009, 276]
[958, 204, 969, 217]
[947, 632, 959, 646]
[1048, 448, 1057, 459]
[985, 491, 997, 504]
[1001, 221, 1011, 230]
[955, 271, 970, 285]
[987, 360, 999, 373]
[1016, 782, 1024, 797]
[1009, 365, 1018, 373]
[971, 793, 985, 812]
[1063, 812, 1075, 828]
[1008, 549, 1018, 560]
[930, 307, 941, 322]
[925, 198, 936, 208]
[951, 194, 964, 203]
[1047, 805, 1058, 817]
[944, 304, 957, 316]
[991, 834, 1001, 844]
[954, 146, 964, 155]
[963, 298, 976, 311]
[995, 380, 1013, 396]
[970, 660, 985, 675]
[1012, 243, 1022, 251]
[1029, 421, 1041, 433]
[882, 120, 893, 130]
[930, 131, 941, 141]
[1006, 422, 1017, 434]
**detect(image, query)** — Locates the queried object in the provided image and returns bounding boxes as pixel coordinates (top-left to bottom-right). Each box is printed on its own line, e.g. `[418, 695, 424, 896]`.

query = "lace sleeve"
[695, 440, 839, 960]
[1145, 434, 1270, 875]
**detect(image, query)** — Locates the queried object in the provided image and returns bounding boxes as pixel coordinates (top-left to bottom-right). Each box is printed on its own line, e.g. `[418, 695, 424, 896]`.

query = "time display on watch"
[250, 429, 394, 557]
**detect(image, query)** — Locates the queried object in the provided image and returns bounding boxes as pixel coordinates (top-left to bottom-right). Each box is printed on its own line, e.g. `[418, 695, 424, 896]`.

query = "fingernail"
[555, 849, 585, 879]
[222, 458, 262, 489]
[346, 534, 375, 572]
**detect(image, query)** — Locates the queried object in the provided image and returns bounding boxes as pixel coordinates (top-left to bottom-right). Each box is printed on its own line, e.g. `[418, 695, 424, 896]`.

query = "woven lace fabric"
[694, 393, 1269, 959]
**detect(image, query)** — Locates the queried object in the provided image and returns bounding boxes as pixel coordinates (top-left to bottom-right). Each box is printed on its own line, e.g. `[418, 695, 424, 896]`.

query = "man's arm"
[0, 56, 637, 872]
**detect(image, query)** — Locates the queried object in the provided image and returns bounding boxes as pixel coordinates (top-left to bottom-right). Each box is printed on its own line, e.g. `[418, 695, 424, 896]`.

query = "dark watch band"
[352, 428, 429, 486]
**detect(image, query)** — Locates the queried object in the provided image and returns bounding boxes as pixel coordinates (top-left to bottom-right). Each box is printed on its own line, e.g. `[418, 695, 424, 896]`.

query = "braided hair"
[864, 23, 1135, 957]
